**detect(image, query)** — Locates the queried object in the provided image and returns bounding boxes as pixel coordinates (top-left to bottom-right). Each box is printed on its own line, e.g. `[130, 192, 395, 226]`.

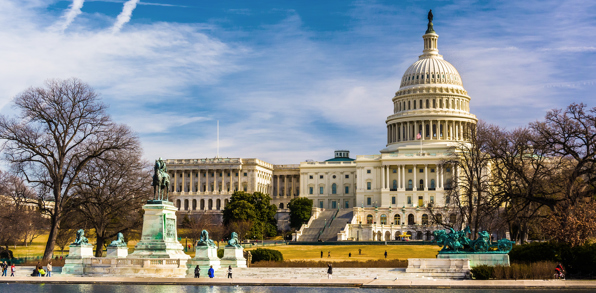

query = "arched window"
[332, 183, 337, 194]
[430, 179, 436, 189]
[394, 214, 401, 225]
[200, 199, 205, 210]
[450, 213, 457, 224]
[279, 203, 284, 209]
[419, 179, 424, 190]
[184, 199, 189, 211]
[380, 214, 387, 225]
[422, 214, 429, 225]
[208, 199, 213, 210]
[192, 199, 197, 210]
[216, 199, 221, 210]
[392, 180, 397, 190]
[408, 180, 413, 190]
[408, 214, 415, 225]
[176, 199, 181, 210]
[366, 214, 373, 224]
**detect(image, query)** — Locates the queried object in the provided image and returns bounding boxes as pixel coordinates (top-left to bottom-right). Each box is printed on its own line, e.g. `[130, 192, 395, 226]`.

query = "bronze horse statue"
[152, 157, 170, 201]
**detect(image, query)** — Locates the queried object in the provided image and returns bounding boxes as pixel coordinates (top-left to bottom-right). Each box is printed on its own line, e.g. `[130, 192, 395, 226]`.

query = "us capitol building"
[166, 16, 477, 241]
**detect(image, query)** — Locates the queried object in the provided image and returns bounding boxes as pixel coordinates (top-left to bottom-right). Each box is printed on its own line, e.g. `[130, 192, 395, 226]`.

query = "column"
[192, 170, 196, 193]
[386, 165, 390, 189]
[276, 175, 280, 197]
[413, 164, 417, 191]
[422, 120, 426, 139]
[424, 164, 428, 191]
[402, 165, 405, 190]
[387, 125, 390, 144]
[197, 170, 201, 193]
[381, 165, 385, 191]
[181, 170, 185, 193]
[173, 170, 178, 192]
[394, 124, 397, 143]
[215, 170, 219, 193]
[292, 175, 296, 196]
[397, 164, 401, 190]
[436, 164, 440, 190]
[206, 169, 210, 193]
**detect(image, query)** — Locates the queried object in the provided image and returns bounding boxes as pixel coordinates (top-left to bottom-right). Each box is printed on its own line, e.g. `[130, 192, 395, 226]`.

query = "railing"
[84, 258, 184, 268]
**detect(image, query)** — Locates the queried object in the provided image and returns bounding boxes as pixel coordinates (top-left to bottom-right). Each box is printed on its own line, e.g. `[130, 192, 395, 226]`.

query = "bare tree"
[0, 78, 137, 261]
[180, 213, 222, 246]
[228, 220, 252, 242]
[70, 146, 151, 257]
[55, 228, 77, 255]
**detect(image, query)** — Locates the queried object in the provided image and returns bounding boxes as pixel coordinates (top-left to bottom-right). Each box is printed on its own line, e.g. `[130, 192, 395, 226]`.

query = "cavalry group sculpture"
[432, 227, 514, 254]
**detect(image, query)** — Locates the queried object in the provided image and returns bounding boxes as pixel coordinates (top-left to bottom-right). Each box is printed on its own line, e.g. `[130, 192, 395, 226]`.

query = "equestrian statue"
[152, 157, 171, 201]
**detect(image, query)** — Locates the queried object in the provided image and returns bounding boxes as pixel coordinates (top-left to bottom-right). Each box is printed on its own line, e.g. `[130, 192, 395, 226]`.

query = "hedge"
[250, 248, 283, 263]
[509, 241, 596, 277]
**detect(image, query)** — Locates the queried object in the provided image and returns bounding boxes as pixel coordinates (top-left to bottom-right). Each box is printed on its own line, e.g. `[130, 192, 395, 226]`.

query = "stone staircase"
[297, 210, 336, 242]
[318, 210, 354, 242]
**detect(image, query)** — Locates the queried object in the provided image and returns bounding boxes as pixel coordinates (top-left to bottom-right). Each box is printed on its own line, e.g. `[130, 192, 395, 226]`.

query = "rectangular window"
[331, 201, 337, 209]
[418, 196, 424, 207]
[309, 175, 313, 179]
[319, 201, 324, 208]
[345, 201, 349, 209]
[446, 196, 450, 204]
[203, 173, 206, 177]
[393, 169, 397, 173]
[367, 169, 371, 174]
[408, 169, 412, 173]
[345, 186, 349, 194]
[367, 197, 372, 205]
[366, 182, 371, 190]
[430, 196, 435, 204]
[345, 174, 349, 179]
[243, 186, 247, 192]
[243, 173, 247, 176]
[235, 173, 238, 176]
[309, 187, 313, 194]
[419, 169, 423, 173]
[407, 196, 412, 205]
[392, 196, 396, 205]
[431, 168, 435, 173]
[319, 187, 324, 194]
[446, 167, 451, 172]
[320, 175, 324, 179]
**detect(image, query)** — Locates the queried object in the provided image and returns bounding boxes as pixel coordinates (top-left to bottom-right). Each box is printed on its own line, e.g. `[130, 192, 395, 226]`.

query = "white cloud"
[56, 0, 85, 32]
[111, 0, 139, 33]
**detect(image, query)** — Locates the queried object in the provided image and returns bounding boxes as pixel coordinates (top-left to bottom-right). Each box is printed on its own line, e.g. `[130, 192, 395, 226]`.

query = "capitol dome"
[381, 18, 478, 153]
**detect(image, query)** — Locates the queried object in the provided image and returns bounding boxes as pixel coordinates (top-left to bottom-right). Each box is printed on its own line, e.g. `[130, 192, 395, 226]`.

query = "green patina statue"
[152, 157, 171, 201]
[72, 229, 89, 246]
[433, 227, 514, 254]
[108, 232, 127, 248]
[426, 9, 435, 34]
[227, 232, 242, 249]
[197, 230, 216, 248]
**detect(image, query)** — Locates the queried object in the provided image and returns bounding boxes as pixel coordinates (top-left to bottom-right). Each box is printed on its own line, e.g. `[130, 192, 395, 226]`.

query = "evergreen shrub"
[250, 248, 283, 263]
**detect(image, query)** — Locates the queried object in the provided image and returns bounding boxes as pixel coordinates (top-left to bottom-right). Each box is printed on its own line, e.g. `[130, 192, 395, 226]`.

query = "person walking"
[46, 261, 52, 277]
[36, 262, 42, 277]
[10, 263, 15, 277]
[1, 261, 7, 277]
[320, 251, 323, 258]
[208, 265, 215, 278]
[327, 264, 333, 279]
[359, 248, 361, 255]
[384, 250, 387, 259]
[327, 251, 330, 258]
[227, 265, 232, 279]
[349, 252, 351, 258]
[194, 265, 200, 278]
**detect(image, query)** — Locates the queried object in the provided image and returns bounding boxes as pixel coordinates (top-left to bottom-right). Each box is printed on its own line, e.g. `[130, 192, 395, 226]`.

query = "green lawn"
[244, 245, 441, 261]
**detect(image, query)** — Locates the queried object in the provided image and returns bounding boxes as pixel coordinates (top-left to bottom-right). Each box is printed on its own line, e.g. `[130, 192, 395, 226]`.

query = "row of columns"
[394, 96, 469, 113]
[357, 164, 456, 192]
[273, 175, 299, 197]
[171, 169, 244, 194]
[387, 120, 473, 144]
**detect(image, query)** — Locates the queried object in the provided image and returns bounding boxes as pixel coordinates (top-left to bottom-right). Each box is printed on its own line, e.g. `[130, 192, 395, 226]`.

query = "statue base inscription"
[220, 246, 247, 268]
[127, 201, 189, 260]
[186, 246, 221, 276]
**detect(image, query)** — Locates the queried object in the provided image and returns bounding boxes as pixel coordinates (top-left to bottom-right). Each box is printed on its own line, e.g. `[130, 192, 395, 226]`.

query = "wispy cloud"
[57, 0, 85, 32]
[111, 0, 139, 33]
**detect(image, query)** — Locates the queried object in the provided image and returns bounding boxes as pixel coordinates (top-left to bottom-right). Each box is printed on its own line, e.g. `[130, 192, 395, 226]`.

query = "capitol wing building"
[168, 21, 477, 241]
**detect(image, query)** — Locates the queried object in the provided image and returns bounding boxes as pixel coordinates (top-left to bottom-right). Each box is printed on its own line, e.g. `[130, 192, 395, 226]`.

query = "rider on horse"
[152, 157, 170, 201]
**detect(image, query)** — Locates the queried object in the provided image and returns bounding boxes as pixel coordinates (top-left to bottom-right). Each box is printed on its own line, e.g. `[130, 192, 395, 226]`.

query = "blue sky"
[0, 0, 594, 163]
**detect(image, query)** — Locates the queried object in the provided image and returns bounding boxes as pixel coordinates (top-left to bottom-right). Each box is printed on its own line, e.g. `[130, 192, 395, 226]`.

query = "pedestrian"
[328, 251, 330, 258]
[327, 263, 333, 279]
[36, 262, 43, 277]
[349, 252, 351, 257]
[194, 265, 200, 278]
[359, 248, 361, 255]
[320, 251, 323, 258]
[1, 261, 7, 276]
[208, 265, 215, 278]
[10, 263, 15, 277]
[227, 265, 232, 279]
[46, 261, 52, 277]
[384, 250, 387, 259]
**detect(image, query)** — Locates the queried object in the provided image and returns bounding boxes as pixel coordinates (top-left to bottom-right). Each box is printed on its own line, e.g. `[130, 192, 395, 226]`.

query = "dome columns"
[386, 119, 475, 145]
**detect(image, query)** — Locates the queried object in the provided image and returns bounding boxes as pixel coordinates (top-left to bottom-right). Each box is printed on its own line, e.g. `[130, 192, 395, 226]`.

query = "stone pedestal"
[62, 244, 94, 275]
[107, 246, 129, 258]
[437, 253, 510, 267]
[127, 201, 189, 261]
[186, 246, 221, 276]
[406, 258, 471, 279]
[220, 246, 247, 268]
